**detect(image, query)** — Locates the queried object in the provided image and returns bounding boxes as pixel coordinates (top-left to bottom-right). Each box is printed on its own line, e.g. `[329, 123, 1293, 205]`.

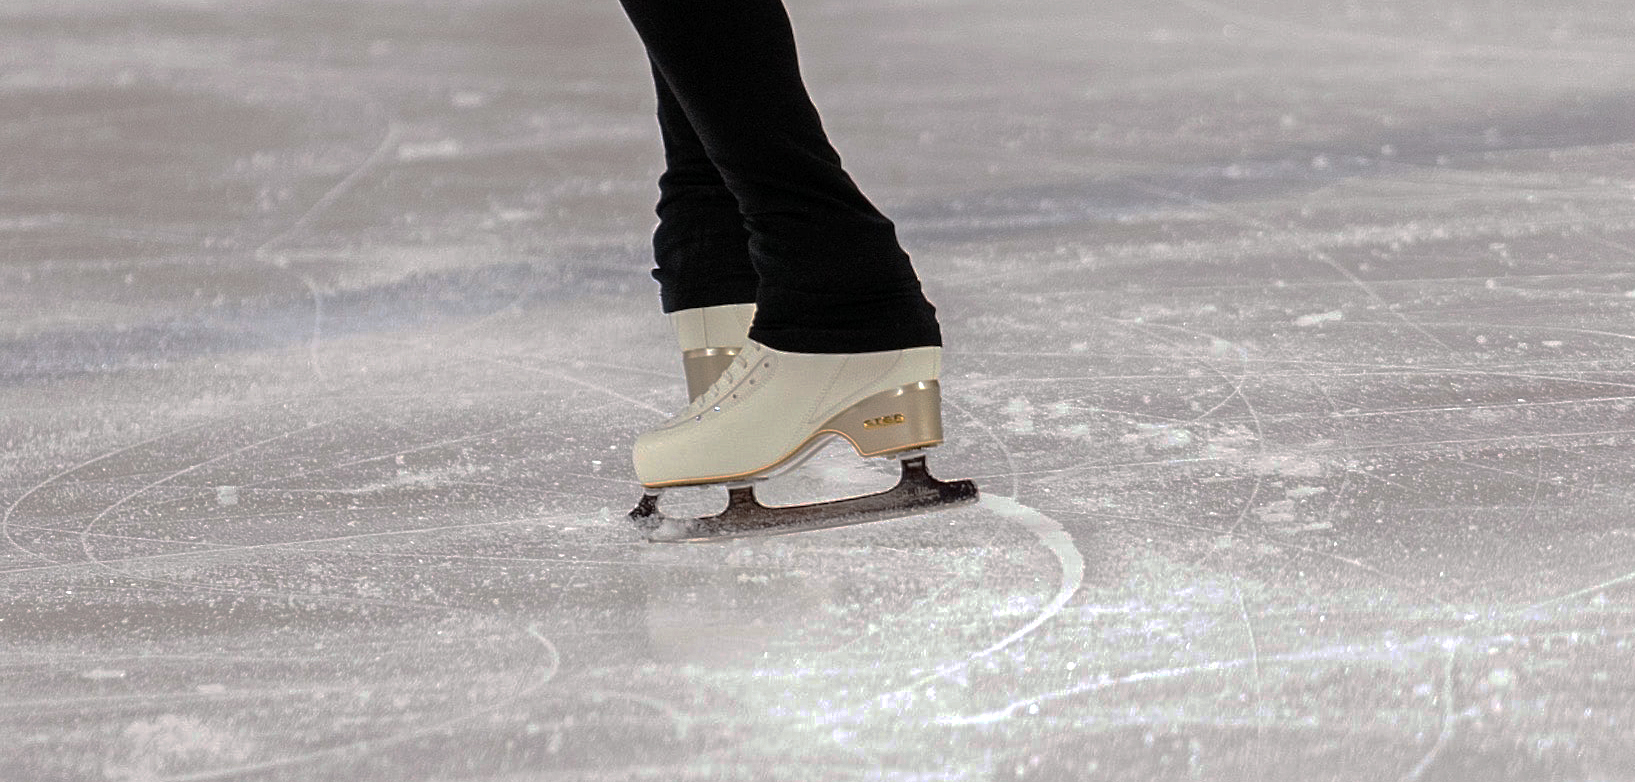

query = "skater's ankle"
[750, 284, 942, 353]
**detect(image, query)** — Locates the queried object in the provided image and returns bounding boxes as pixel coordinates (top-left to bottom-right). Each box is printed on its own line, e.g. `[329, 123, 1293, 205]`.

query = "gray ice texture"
[3, 0, 1634, 780]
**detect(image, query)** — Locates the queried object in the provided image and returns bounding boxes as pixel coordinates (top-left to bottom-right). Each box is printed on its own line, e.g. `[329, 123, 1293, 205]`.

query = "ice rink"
[4, 0, 1635, 779]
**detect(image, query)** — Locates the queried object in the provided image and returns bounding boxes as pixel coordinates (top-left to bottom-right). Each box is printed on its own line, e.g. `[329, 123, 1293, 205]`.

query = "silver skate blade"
[629, 456, 979, 543]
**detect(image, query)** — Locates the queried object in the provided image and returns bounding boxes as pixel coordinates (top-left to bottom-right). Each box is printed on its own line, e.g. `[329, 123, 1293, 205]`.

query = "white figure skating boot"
[671, 302, 755, 402]
[629, 340, 978, 542]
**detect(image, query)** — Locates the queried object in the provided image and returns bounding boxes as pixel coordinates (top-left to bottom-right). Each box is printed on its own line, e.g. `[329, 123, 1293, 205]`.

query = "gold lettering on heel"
[863, 413, 906, 430]
[825, 380, 945, 458]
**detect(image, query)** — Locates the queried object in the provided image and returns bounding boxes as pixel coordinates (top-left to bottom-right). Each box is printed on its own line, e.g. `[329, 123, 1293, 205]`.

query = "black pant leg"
[649, 63, 760, 313]
[619, 0, 941, 352]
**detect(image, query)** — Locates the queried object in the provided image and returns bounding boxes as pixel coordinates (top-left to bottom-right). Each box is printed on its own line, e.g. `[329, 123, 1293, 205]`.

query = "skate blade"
[628, 455, 978, 543]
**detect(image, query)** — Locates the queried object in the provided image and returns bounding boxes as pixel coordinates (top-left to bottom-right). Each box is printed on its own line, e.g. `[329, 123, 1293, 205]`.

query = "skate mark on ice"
[1232, 580, 1267, 746]
[1107, 318, 1281, 571]
[1312, 393, 1635, 425]
[6, 503, 583, 599]
[253, 122, 405, 381]
[825, 578, 963, 658]
[47, 404, 562, 549]
[1587, 232, 1635, 263]
[1170, 0, 1630, 66]
[942, 395, 1020, 498]
[5, 667, 500, 715]
[255, 121, 404, 252]
[1524, 449, 1547, 528]
[967, 421, 1635, 494]
[373, 330, 678, 384]
[1271, 333, 1363, 538]
[577, 689, 691, 742]
[1455, 553, 1635, 596]
[1418, 319, 1635, 348]
[145, 624, 561, 782]
[990, 349, 1634, 385]
[76, 420, 340, 571]
[1104, 317, 1264, 428]
[1135, 426, 1635, 463]
[227, 414, 545, 492]
[1134, 515, 1463, 607]
[298, 275, 327, 380]
[864, 497, 1083, 705]
[18, 411, 456, 606]
[1524, 567, 1635, 613]
[245, 547, 680, 571]
[482, 354, 668, 416]
[1397, 638, 1465, 782]
[964, 496, 1083, 661]
[10, 475, 545, 569]
[937, 635, 1452, 727]
[937, 397, 1083, 659]
[3, 508, 583, 579]
[963, 357, 1635, 401]
[250, 251, 328, 380]
[1, 419, 218, 565]
[1126, 178, 1455, 353]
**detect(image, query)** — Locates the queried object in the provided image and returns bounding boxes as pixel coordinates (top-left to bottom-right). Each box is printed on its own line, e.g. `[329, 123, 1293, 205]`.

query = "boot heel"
[824, 380, 945, 457]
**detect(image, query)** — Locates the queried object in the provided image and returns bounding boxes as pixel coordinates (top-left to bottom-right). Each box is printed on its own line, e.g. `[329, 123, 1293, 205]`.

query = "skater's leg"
[619, 0, 973, 539]
[647, 65, 759, 400]
[618, 0, 941, 353]
[648, 63, 760, 313]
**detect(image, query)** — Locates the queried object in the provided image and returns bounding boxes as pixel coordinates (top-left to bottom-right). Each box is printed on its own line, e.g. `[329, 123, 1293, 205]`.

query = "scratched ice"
[3, 0, 1634, 779]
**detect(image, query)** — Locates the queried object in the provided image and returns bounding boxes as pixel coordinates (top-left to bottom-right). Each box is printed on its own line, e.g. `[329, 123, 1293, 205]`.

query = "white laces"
[680, 343, 765, 420]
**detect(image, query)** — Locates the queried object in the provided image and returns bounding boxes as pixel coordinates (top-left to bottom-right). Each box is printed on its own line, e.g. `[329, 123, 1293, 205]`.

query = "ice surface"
[3, 0, 1635, 779]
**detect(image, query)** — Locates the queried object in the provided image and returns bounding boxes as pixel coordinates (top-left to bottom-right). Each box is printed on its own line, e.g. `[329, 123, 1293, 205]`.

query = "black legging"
[618, 0, 941, 353]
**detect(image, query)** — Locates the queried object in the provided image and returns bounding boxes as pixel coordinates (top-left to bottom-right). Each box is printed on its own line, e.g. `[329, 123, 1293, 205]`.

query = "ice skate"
[672, 302, 755, 401]
[629, 340, 978, 542]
